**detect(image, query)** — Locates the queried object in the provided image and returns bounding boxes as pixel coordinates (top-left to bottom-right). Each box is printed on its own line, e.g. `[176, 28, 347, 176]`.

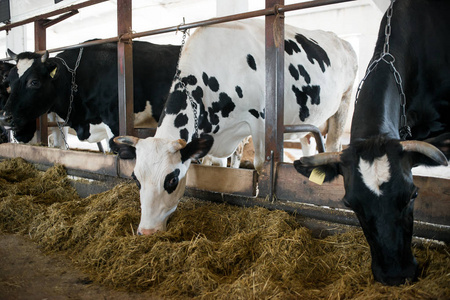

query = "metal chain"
[173, 20, 199, 139]
[354, 0, 411, 140]
[53, 47, 84, 149]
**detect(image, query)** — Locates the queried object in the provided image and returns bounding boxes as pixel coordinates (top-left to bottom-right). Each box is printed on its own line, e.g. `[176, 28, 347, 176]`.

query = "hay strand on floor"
[1, 158, 449, 299]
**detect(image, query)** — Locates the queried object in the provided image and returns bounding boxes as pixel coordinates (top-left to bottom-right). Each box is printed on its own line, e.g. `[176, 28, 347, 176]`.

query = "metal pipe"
[1, 0, 356, 57]
[284, 124, 326, 153]
[0, 0, 108, 32]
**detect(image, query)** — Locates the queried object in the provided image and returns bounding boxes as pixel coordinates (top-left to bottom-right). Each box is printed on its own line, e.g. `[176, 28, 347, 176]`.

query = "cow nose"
[373, 260, 418, 286]
[137, 228, 159, 236]
[0, 111, 12, 126]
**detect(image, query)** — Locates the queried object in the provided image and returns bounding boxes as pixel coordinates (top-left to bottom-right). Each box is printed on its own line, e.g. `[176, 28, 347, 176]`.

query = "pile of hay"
[1, 157, 449, 299]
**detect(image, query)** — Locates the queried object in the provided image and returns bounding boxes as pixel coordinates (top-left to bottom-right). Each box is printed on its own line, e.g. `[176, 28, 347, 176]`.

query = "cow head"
[0, 50, 60, 142]
[293, 136, 448, 285]
[114, 134, 213, 235]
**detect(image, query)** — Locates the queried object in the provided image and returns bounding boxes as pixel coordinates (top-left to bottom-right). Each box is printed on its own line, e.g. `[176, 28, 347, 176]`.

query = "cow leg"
[325, 86, 352, 152]
[300, 135, 317, 156]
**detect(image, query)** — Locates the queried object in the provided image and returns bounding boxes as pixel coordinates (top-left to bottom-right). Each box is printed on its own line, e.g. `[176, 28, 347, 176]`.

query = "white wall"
[0, 0, 388, 134]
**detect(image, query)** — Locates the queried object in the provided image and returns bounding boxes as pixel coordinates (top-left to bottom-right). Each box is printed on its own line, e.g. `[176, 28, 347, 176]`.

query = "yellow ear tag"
[50, 67, 57, 78]
[309, 168, 325, 185]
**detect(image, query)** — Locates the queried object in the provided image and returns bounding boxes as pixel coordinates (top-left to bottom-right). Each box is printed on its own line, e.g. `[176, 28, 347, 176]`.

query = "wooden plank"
[275, 162, 346, 208]
[0, 144, 118, 176]
[414, 176, 450, 225]
[186, 164, 257, 197]
[275, 162, 450, 226]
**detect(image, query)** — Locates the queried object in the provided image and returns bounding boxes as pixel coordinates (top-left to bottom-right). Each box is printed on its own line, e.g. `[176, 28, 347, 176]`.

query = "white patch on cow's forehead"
[17, 59, 34, 78]
[358, 154, 391, 196]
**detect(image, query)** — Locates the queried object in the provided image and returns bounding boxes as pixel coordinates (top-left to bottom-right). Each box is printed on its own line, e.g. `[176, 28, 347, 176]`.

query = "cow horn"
[400, 140, 448, 166]
[299, 152, 342, 167]
[114, 136, 140, 147]
[7, 49, 18, 61]
[41, 51, 49, 63]
[170, 139, 187, 153]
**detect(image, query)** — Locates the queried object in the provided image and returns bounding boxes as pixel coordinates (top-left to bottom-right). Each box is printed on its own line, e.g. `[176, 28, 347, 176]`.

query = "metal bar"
[2, 0, 356, 57]
[34, 20, 48, 146]
[41, 10, 79, 29]
[0, 0, 107, 32]
[284, 124, 326, 153]
[117, 0, 134, 137]
[265, 0, 285, 164]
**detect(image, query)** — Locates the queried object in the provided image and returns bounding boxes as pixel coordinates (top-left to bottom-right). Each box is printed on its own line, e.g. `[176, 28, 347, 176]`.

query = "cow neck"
[53, 47, 84, 126]
[353, 0, 411, 142]
[351, 67, 401, 142]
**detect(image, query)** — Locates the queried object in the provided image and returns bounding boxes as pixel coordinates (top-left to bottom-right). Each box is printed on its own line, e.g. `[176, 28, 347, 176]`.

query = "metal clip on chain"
[354, 0, 411, 140]
[53, 47, 84, 149]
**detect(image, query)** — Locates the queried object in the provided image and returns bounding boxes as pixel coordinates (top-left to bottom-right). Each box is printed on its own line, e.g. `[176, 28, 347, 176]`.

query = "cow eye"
[164, 169, 180, 194]
[131, 171, 141, 189]
[410, 187, 419, 201]
[27, 79, 40, 88]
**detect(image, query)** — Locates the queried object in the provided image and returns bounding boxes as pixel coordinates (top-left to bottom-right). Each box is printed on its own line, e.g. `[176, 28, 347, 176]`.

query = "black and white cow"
[114, 20, 357, 234]
[294, 0, 449, 286]
[0, 62, 16, 143]
[0, 41, 180, 155]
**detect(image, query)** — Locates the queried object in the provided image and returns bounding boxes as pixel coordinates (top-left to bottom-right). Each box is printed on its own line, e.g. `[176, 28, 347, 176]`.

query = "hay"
[0, 158, 449, 299]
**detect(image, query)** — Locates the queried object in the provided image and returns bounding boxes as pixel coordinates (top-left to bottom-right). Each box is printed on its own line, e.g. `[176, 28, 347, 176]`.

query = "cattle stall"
[0, 0, 449, 291]
[1, 0, 448, 241]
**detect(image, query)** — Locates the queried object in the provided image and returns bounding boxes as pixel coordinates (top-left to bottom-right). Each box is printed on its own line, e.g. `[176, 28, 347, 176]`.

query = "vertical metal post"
[117, 0, 134, 136]
[259, 0, 284, 198]
[34, 20, 48, 145]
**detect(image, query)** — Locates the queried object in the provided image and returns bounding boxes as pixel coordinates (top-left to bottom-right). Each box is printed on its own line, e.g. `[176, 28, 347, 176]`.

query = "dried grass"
[1, 157, 449, 299]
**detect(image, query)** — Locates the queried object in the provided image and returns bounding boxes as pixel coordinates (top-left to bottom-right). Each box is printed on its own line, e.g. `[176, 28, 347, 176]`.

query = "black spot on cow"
[298, 65, 311, 84]
[174, 113, 188, 128]
[202, 72, 209, 86]
[304, 85, 321, 105]
[247, 54, 257, 71]
[213, 125, 220, 134]
[202, 72, 220, 92]
[164, 168, 180, 194]
[202, 72, 219, 92]
[295, 34, 331, 72]
[208, 77, 219, 92]
[260, 108, 265, 119]
[292, 84, 321, 121]
[249, 109, 259, 119]
[208, 107, 220, 125]
[165, 90, 187, 114]
[182, 75, 197, 86]
[289, 64, 299, 81]
[218, 93, 235, 118]
[235, 86, 243, 98]
[292, 85, 309, 121]
[192, 86, 204, 103]
[180, 128, 189, 141]
[284, 39, 301, 55]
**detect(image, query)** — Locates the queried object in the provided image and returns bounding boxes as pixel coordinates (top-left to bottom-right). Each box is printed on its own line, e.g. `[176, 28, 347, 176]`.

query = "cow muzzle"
[137, 228, 159, 236]
[0, 111, 12, 128]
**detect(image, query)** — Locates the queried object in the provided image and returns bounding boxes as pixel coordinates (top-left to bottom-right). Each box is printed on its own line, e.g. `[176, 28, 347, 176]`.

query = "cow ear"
[180, 134, 214, 162]
[293, 160, 341, 183]
[169, 139, 187, 153]
[113, 136, 140, 147]
[46, 62, 59, 80]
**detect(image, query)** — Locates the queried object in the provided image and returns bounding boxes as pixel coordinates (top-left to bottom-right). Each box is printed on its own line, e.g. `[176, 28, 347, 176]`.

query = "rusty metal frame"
[6, 0, 449, 242]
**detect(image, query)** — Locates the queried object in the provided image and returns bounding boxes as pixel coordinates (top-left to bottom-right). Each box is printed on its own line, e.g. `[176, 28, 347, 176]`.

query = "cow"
[0, 62, 16, 143]
[0, 40, 180, 157]
[293, 0, 449, 286]
[114, 19, 357, 236]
